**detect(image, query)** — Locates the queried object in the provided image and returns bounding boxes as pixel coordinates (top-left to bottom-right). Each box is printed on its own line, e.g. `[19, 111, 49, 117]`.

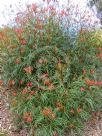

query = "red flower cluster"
[97, 47, 102, 51]
[32, 3, 38, 12]
[85, 79, 102, 86]
[21, 39, 27, 45]
[96, 46, 102, 60]
[60, 10, 68, 16]
[19, 80, 24, 85]
[77, 107, 82, 113]
[29, 91, 36, 96]
[23, 66, 33, 74]
[43, 78, 55, 90]
[42, 108, 56, 120]
[35, 24, 43, 29]
[22, 88, 28, 95]
[26, 82, 33, 87]
[8, 80, 15, 86]
[80, 87, 85, 92]
[14, 28, 24, 35]
[22, 88, 36, 96]
[23, 112, 33, 123]
[56, 102, 63, 111]
[97, 54, 102, 58]
[0, 80, 3, 86]
[12, 91, 17, 96]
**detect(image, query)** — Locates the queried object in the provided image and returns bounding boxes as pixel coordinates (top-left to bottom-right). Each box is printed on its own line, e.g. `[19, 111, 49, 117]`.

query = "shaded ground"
[0, 87, 28, 136]
[84, 114, 102, 136]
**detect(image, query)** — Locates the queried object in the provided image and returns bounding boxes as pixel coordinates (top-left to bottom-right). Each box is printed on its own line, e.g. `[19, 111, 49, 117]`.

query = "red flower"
[19, 80, 24, 85]
[56, 102, 63, 111]
[29, 91, 36, 95]
[35, 24, 43, 29]
[44, 79, 51, 86]
[23, 112, 32, 123]
[8, 80, 15, 86]
[23, 112, 30, 120]
[70, 109, 75, 114]
[22, 88, 28, 95]
[60, 10, 68, 16]
[23, 66, 33, 74]
[85, 79, 95, 86]
[85, 78, 102, 86]
[42, 108, 52, 116]
[77, 107, 82, 113]
[97, 54, 102, 58]
[49, 5, 56, 11]
[26, 82, 33, 87]
[0, 80, 3, 86]
[14, 28, 24, 35]
[32, 3, 37, 12]
[26, 116, 33, 123]
[21, 39, 27, 45]
[90, 69, 95, 74]
[36, 17, 42, 23]
[94, 81, 102, 86]
[80, 87, 85, 92]
[12, 92, 17, 97]
[42, 107, 56, 120]
[97, 47, 102, 51]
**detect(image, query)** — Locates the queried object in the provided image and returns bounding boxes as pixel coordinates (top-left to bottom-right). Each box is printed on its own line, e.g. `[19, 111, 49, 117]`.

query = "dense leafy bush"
[1, 1, 102, 136]
[9, 76, 102, 136]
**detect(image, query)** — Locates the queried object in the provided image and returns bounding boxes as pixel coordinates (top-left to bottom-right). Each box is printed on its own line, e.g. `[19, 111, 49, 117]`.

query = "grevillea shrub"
[1, 1, 102, 136]
[9, 76, 102, 136]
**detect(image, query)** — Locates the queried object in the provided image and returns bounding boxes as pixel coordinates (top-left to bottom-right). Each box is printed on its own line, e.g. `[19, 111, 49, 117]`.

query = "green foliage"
[9, 77, 102, 136]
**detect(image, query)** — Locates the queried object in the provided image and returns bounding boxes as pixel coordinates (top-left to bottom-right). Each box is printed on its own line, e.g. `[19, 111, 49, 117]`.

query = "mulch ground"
[0, 87, 27, 136]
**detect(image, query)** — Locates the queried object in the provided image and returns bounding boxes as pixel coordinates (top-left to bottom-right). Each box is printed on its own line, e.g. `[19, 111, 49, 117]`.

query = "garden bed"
[0, 2, 102, 136]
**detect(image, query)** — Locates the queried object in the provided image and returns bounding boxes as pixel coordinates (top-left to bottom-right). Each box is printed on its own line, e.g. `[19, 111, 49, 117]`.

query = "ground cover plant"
[0, 0, 102, 136]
